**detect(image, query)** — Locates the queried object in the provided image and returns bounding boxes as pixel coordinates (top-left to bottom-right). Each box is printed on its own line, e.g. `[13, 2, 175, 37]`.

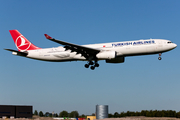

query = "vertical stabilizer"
[9, 30, 41, 51]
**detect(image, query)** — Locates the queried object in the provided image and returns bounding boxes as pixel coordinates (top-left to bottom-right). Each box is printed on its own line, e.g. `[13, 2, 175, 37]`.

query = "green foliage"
[39, 111, 44, 117]
[91, 113, 95, 116]
[34, 110, 38, 115]
[176, 112, 180, 118]
[33, 110, 180, 118]
[69, 111, 79, 118]
[114, 112, 119, 118]
[119, 112, 126, 117]
[59, 111, 69, 117]
[49, 114, 52, 117]
[55, 113, 58, 117]
[110, 110, 179, 118]
[79, 114, 86, 118]
[108, 113, 113, 118]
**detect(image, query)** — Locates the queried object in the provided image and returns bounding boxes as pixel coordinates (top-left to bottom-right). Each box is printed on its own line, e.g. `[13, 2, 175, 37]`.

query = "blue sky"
[0, 0, 180, 115]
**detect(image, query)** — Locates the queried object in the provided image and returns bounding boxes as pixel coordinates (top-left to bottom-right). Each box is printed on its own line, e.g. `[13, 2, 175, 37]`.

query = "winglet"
[44, 34, 53, 39]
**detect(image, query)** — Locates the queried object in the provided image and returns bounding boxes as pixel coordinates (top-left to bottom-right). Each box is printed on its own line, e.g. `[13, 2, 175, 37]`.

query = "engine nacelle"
[106, 56, 125, 63]
[96, 51, 116, 59]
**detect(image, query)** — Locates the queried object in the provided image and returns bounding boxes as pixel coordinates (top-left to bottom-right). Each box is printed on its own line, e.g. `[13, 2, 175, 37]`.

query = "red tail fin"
[9, 30, 41, 51]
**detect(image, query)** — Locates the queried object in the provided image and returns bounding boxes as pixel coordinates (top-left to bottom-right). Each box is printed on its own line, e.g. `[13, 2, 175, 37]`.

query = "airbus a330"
[5, 30, 177, 70]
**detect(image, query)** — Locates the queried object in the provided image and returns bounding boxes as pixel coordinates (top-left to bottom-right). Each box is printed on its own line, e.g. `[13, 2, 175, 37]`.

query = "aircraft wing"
[44, 34, 100, 59]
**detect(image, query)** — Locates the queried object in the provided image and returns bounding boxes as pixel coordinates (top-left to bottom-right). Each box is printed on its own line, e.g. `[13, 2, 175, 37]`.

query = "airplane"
[5, 30, 177, 70]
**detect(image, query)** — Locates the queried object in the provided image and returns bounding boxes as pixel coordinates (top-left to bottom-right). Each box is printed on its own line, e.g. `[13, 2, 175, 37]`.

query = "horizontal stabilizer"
[4, 49, 28, 56]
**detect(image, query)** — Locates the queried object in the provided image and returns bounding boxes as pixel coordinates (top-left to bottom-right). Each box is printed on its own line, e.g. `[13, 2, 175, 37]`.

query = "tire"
[90, 66, 95, 70]
[85, 64, 89, 68]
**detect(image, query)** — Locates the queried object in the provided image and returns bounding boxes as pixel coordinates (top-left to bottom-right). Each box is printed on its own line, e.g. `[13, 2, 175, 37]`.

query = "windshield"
[167, 41, 172, 43]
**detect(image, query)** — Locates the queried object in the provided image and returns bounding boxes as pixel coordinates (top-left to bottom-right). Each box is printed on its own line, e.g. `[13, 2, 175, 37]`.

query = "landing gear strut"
[158, 53, 162, 60]
[84, 61, 99, 70]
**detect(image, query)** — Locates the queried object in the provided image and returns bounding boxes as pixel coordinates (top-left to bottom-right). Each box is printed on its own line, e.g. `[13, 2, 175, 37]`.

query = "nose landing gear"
[158, 53, 162, 60]
[84, 61, 99, 70]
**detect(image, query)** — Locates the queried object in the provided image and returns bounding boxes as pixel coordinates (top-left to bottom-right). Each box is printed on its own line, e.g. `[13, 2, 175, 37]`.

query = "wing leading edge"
[44, 34, 100, 60]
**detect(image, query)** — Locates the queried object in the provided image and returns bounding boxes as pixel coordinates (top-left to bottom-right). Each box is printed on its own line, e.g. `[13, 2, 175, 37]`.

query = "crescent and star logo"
[15, 35, 31, 51]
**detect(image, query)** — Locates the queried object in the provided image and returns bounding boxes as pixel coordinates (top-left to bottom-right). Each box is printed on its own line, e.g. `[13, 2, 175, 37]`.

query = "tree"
[80, 114, 86, 118]
[39, 111, 44, 117]
[91, 113, 95, 116]
[55, 113, 58, 117]
[114, 112, 119, 118]
[141, 110, 146, 116]
[126, 111, 130, 116]
[135, 111, 140, 116]
[119, 112, 126, 117]
[108, 113, 113, 118]
[59, 111, 69, 117]
[49, 114, 53, 117]
[34, 110, 38, 115]
[146, 111, 151, 117]
[69, 111, 79, 118]
[176, 111, 180, 118]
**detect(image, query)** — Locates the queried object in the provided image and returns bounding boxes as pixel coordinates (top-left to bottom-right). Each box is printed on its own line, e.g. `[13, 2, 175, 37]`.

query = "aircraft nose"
[174, 43, 177, 48]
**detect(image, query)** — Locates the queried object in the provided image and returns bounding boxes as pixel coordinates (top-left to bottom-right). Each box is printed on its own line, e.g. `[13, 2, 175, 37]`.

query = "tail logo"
[16, 35, 31, 51]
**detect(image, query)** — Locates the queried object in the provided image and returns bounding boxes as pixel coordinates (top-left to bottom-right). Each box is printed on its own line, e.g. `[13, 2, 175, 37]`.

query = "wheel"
[95, 63, 99, 67]
[85, 64, 89, 68]
[158, 57, 162, 60]
[90, 66, 95, 70]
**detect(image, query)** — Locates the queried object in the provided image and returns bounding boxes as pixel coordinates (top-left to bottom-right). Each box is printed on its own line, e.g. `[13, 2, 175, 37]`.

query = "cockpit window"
[167, 41, 172, 43]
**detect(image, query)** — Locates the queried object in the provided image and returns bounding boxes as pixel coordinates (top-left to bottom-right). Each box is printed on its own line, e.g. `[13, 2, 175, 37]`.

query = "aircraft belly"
[27, 50, 85, 61]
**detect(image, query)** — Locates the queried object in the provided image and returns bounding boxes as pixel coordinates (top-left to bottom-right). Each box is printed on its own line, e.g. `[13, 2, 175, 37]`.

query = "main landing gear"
[84, 61, 99, 70]
[158, 53, 162, 60]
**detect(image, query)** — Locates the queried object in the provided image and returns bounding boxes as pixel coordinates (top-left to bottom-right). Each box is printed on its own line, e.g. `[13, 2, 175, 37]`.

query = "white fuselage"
[26, 39, 177, 62]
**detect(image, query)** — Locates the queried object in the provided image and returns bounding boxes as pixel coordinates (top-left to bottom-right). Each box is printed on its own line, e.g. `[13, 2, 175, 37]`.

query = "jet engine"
[96, 51, 116, 59]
